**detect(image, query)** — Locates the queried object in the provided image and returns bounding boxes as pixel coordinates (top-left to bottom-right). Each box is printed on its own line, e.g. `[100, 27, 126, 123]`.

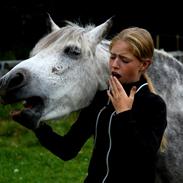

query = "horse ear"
[86, 17, 113, 45]
[47, 13, 60, 32]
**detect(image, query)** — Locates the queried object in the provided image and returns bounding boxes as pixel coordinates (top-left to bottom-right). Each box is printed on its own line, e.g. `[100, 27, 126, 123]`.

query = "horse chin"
[11, 108, 42, 126]
[2, 96, 44, 124]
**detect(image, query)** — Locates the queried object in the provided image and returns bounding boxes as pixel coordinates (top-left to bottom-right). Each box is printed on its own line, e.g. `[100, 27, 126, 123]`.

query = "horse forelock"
[64, 20, 95, 31]
[30, 22, 100, 58]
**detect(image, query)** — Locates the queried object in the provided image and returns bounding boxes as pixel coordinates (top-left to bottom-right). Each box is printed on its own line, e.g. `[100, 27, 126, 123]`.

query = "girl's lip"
[111, 72, 121, 78]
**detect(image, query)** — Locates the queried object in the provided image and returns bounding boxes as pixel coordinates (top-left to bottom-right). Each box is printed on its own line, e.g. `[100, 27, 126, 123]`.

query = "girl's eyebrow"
[110, 51, 135, 61]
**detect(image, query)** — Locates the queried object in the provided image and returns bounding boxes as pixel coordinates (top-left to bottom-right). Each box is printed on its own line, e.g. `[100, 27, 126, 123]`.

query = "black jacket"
[35, 77, 167, 183]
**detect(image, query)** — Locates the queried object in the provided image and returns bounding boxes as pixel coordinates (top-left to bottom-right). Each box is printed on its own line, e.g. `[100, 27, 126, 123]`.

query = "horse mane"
[154, 49, 182, 65]
[30, 21, 99, 57]
[153, 49, 183, 83]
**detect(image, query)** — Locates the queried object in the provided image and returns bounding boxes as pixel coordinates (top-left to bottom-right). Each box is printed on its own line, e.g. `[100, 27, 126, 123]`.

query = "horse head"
[0, 17, 112, 123]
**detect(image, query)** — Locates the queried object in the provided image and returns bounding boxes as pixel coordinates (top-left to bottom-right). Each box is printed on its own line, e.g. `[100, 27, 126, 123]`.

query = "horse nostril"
[8, 72, 26, 90]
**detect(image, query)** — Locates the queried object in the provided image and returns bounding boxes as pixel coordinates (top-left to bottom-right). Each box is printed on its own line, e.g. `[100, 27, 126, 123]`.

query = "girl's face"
[109, 40, 150, 84]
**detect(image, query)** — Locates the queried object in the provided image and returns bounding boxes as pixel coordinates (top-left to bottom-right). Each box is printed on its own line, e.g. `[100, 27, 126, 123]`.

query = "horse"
[0, 17, 183, 183]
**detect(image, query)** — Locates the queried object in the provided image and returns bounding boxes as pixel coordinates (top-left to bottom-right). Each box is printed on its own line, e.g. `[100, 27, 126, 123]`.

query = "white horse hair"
[0, 17, 183, 183]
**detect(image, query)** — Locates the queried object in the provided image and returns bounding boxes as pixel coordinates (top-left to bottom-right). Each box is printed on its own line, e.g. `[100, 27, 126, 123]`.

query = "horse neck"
[149, 49, 183, 103]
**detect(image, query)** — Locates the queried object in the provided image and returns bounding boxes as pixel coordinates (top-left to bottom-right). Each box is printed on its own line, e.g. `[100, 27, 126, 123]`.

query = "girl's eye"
[110, 54, 117, 60]
[110, 55, 116, 60]
[110, 53, 131, 64]
[121, 58, 130, 63]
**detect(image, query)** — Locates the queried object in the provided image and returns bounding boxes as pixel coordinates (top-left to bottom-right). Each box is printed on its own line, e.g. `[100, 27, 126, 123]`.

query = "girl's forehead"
[111, 40, 131, 52]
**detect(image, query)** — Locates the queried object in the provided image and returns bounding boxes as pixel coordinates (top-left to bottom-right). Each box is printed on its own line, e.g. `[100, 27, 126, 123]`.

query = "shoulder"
[139, 92, 167, 113]
[92, 90, 108, 103]
[78, 90, 108, 119]
[147, 93, 166, 107]
[83, 90, 108, 111]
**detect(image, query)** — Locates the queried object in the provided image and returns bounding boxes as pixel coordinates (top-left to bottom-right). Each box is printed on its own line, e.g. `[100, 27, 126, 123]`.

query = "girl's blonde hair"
[110, 27, 167, 152]
[110, 27, 154, 60]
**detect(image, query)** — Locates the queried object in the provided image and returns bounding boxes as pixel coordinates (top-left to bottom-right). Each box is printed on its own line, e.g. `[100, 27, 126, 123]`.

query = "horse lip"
[9, 96, 44, 124]
[11, 108, 42, 126]
[0, 95, 44, 113]
[1, 93, 42, 104]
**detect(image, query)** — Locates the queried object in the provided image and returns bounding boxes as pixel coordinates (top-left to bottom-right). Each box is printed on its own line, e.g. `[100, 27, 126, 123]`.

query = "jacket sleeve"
[34, 106, 95, 161]
[34, 92, 103, 161]
[113, 94, 167, 156]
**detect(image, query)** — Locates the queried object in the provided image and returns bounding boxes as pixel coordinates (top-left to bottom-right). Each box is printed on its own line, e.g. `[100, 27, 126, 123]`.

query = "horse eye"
[64, 46, 81, 58]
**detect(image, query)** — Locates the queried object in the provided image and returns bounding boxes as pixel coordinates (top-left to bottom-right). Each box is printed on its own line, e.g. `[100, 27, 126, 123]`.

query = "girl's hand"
[107, 76, 136, 113]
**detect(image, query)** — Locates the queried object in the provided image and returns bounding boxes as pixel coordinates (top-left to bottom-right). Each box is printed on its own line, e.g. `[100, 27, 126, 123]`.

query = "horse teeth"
[22, 100, 26, 105]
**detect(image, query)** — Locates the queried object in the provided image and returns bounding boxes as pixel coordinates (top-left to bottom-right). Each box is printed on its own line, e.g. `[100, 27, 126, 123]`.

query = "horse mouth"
[1, 96, 44, 123]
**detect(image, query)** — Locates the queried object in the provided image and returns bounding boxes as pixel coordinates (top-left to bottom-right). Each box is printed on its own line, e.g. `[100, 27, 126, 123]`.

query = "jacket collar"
[121, 75, 149, 96]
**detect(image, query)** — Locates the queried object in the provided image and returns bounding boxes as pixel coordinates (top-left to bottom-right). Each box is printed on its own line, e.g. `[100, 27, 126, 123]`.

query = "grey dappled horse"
[0, 17, 182, 183]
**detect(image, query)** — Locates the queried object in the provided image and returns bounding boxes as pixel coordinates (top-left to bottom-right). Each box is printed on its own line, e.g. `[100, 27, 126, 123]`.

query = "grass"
[0, 113, 93, 183]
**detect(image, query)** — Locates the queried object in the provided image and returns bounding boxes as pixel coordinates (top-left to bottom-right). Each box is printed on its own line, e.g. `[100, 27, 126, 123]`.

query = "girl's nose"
[111, 58, 120, 68]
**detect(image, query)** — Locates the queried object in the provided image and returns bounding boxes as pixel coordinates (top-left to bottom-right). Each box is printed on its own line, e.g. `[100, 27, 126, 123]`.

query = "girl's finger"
[110, 76, 118, 93]
[129, 86, 136, 100]
[113, 76, 127, 96]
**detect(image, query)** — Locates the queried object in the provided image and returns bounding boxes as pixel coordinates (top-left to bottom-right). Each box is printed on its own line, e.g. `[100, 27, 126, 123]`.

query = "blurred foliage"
[0, 111, 79, 148]
[0, 48, 30, 60]
[0, 51, 16, 60]
[0, 103, 23, 120]
[0, 111, 92, 183]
